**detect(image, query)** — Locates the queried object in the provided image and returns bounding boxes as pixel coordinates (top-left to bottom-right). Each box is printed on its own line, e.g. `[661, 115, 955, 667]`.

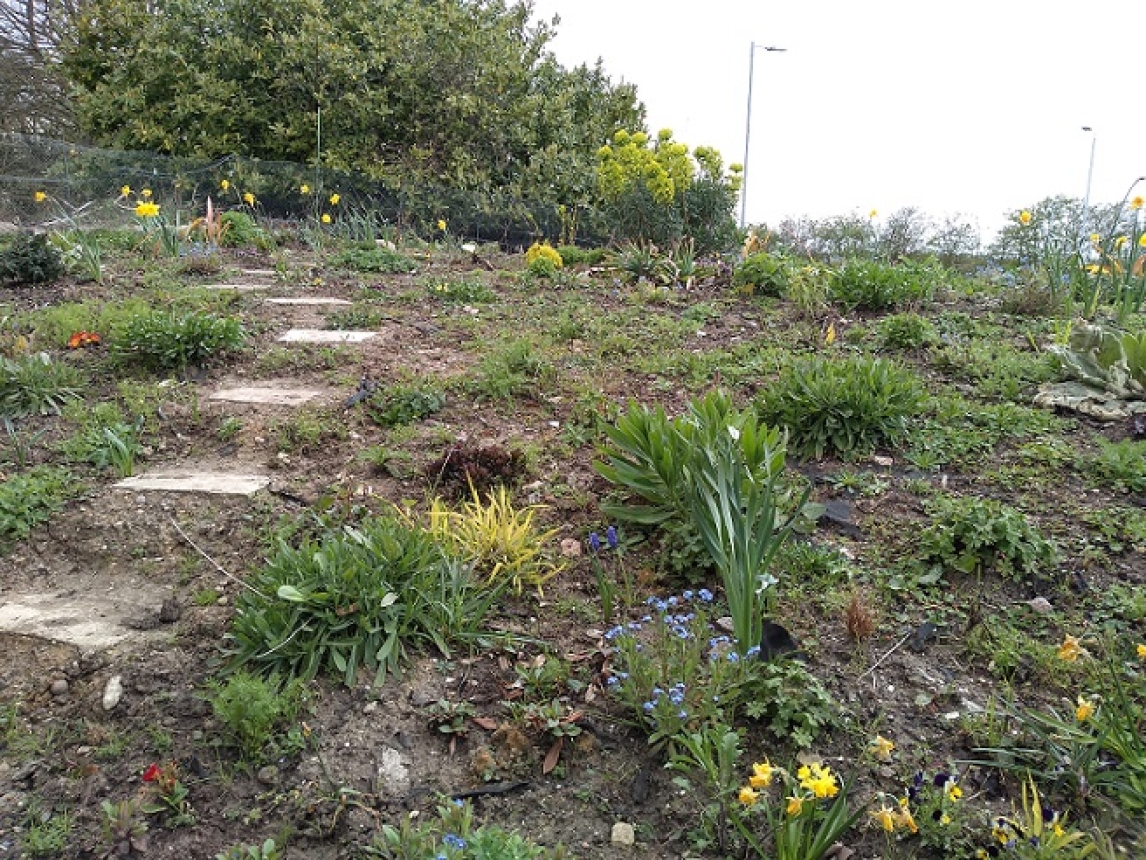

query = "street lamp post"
[739, 42, 787, 231]
[1081, 126, 1096, 217]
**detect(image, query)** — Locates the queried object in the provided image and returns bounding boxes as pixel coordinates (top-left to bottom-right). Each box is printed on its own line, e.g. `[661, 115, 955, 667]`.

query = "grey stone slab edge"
[114, 473, 270, 494]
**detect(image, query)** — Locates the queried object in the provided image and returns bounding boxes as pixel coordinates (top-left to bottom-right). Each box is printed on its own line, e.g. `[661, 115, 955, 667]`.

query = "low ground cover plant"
[112, 310, 245, 371]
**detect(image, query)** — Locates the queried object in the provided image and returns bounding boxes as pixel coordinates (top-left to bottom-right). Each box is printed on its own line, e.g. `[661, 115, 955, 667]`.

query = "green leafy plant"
[0, 466, 74, 549]
[425, 276, 495, 303]
[917, 495, 1058, 580]
[828, 257, 939, 310]
[1089, 438, 1146, 492]
[228, 514, 503, 686]
[206, 671, 308, 761]
[20, 799, 71, 858]
[215, 839, 281, 860]
[985, 776, 1097, 859]
[367, 382, 446, 427]
[0, 352, 83, 418]
[757, 355, 924, 460]
[733, 252, 791, 297]
[219, 210, 274, 249]
[525, 242, 564, 278]
[82, 419, 144, 477]
[0, 232, 65, 285]
[472, 338, 554, 400]
[112, 310, 245, 371]
[879, 311, 937, 349]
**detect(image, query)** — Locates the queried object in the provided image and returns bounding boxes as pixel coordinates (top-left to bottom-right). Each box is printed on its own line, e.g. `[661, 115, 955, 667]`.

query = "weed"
[366, 382, 446, 427]
[879, 311, 937, 349]
[271, 407, 345, 454]
[918, 495, 1058, 581]
[0, 352, 83, 418]
[206, 671, 307, 761]
[325, 306, 386, 330]
[332, 246, 417, 273]
[1088, 438, 1146, 492]
[113, 310, 245, 371]
[215, 839, 282, 860]
[472, 338, 554, 400]
[217, 416, 243, 443]
[0, 466, 74, 549]
[732, 252, 791, 297]
[20, 799, 71, 857]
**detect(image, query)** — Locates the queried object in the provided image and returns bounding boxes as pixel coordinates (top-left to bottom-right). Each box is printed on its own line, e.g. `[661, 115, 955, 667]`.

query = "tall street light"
[739, 42, 787, 230]
[1081, 126, 1097, 216]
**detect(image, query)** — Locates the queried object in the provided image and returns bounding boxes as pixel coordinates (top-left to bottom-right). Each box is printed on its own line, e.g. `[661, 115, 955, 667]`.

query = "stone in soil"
[114, 471, 269, 495]
[264, 297, 352, 306]
[276, 329, 377, 344]
[201, 283, 272, 292]
[0, 589, 171, 651]
[102, 675, 123, 711]
[209, 386, 326, 406]
[610, 822, 636, 846]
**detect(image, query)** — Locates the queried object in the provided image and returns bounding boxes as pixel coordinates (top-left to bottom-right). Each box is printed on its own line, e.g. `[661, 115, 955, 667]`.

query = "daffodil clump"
[732, 757, 860, 860]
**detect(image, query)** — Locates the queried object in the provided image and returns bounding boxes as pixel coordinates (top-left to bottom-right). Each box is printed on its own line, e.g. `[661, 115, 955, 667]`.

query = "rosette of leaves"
[757, 355, 925, 460]
[917, 495, 1058, 580]
[112, 311, 245, 371]
[732, 252, 792, 297]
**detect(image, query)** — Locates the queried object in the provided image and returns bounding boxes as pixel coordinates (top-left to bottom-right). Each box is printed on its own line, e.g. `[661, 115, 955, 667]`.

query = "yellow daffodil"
[329, 193, 340, 205]
[825, 322, 837, 346]
[1058, 634, 1083, 662]
[1075, 695, 1096, 722]
[870, 804, 897, 833]
[1139, 236, 1146, 249]
[120, 185, 131, 197]
[437, 219, 447, 231]
[895, 797, 919, 834]
[870, 735, 895, 762]
[1019, 210, 1032, 225]
[141, 188, 152, 199]
[1132, 195, 1144, 210]
[221, 179, 231, 191]
[33, 191, 47, 203]
[321, 213, 331, 224]
[1090, 233, 1101, 244]
[1137, 643, 1146, 661]
[300, 184, 310, 194]
[785, 795, 804, 816]
[749, 760, 774, 788]
[868, 209, 878, 219]
[797, 762, 839, 799]
[1115, 235, 1128, 249]
[134, 201, 159, 218]
[738, 785, 759, 806]
[243, 192, 255, 206]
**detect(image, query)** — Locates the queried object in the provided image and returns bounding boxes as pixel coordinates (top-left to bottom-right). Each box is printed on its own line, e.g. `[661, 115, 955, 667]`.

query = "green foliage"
[215, 839, 281, 860]
[525, 242, 563, 277]
[878, 312, 937, 349]
[112, 310, 245, 371]
[367, 797, 568, 860]
[1089, 438, 1146, 492]
[218, 211, 274, 249]
[228, 514, 502, 686]
[0, 233, 65, 285]
[472, 338, 554, 400]
[828, 257, 939, 310]
[425, 276, 494, 303]
[555, 245, 606, 266]
[367, 382, 446, 428]
[732, 252, 791, 297]
[757, 355, 924, 460]
[0, 352, 83, 418]
[333, 246, 418, 274]
[206, 671, 307, 761]
[610, 241, 672, 284]
[0, 467, 74, 549]
[20, 800, 71, 858]
[1048, 322, 1146, 397]
[918, 495, 1058, 580]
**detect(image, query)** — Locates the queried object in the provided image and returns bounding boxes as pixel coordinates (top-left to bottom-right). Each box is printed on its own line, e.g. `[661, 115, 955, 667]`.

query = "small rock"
[560, 538, 582, 558]
[610, 822, 636, 846]
[872, 455, 894, 467]
[158, 598, 182, 623]
[256, 765, 279, 786]
[1027, 596, 1053, 614]
[363, 701, 379, 715]
[101, 676, 123, 711]
[376, 747, 410, 795]
[49, 679, 68, 697]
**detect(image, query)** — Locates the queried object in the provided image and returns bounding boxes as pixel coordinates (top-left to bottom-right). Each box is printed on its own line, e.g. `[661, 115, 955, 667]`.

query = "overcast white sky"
[529, 0, 1146, 242]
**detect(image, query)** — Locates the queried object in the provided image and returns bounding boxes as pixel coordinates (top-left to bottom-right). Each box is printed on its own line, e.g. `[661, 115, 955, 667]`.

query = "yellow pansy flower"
[33, 191, 47, 203]
[134, 201, 159, 218]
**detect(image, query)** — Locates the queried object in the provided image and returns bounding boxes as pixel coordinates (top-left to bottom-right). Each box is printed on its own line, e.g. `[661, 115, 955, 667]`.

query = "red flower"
[142, 763, 160, 782]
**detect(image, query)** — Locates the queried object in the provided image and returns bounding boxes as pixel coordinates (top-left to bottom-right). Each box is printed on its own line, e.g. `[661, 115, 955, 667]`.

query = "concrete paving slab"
[210, 386, 325, 406]
[265, 297, 352, 306]
[202, 283, 271, 292]
[114, 472, 269, 494]
[277, 329, 377, 343]
[0, 589, 170, 652]
[241, 269, 277, 276]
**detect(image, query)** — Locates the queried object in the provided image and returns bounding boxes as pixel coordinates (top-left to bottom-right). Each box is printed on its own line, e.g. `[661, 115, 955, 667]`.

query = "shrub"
[0, 233, 65, 286]
[525, 242, 563, 277]
[879, 312, 937, 349]
[228, 514, 502, 685]
[0, 352, 83, 418]
[218, 210, 275, 249]
[732, 252, 791, 297]
[332, 246, 417, 273]
[918, 496, 1058, 580]
[112, 311, 245, 371]
[556, 245, 606, 266]
[757, 355, 925, 459]
[828, 257, 939, 311]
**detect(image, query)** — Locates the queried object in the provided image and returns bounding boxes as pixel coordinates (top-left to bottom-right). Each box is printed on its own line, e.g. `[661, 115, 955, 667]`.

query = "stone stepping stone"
[210, 386, 325, 406]
[241, 269, 277, 277]
[277, 329, 377, 344]
[265, 297, 352, 306]
[115, 472, 269, 495]
[0, 588, 172, 652]
[202, 283, 272, 292]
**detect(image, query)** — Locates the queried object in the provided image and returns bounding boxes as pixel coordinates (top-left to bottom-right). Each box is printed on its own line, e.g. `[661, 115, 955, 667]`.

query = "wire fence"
[0, 133, 574, 246]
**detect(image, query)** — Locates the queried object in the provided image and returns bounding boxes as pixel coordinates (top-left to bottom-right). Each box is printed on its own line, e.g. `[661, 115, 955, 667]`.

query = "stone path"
[0, 282, 379, 652]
